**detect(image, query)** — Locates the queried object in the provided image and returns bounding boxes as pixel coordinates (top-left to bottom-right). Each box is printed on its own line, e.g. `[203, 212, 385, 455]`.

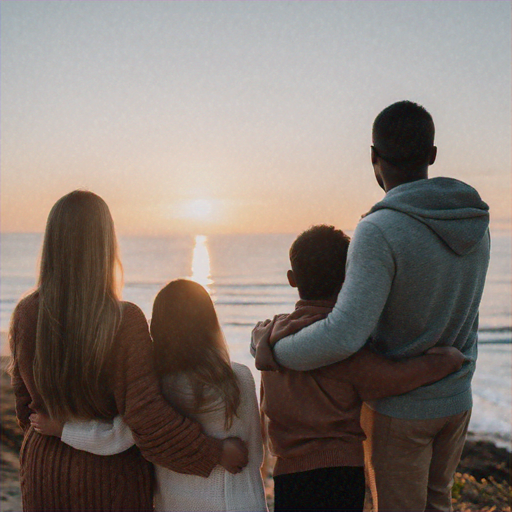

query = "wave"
[223, 322, 259, 327]
[124, 281, 290, 288]
[214, 301, 292, 306]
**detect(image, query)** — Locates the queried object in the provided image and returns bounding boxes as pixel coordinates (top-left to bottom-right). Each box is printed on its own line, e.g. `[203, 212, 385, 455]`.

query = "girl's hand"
[29, 412, 64, 438]
[220, 437, 249, 474]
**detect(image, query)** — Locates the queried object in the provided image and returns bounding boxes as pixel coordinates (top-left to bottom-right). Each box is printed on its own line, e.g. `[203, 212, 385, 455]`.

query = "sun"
[176, 199, 214, 221]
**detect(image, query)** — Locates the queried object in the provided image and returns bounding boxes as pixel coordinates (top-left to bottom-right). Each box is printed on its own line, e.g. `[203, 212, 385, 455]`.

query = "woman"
[9, 190, 247, 512]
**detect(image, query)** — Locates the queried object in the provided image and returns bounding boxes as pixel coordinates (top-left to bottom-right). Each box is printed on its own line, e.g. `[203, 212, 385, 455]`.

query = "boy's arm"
[329, 347, 466, 401]
[272, 220, 395, 371]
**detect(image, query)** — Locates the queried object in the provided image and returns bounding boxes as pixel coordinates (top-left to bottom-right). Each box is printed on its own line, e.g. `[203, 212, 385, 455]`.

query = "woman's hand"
[219, 437, 249, 474]
[29, 412, 64, 438]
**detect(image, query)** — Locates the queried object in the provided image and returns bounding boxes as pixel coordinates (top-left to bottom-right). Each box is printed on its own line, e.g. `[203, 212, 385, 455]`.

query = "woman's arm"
[9, 301, 33, 433]
[112, 303, 246, 477]
[10, 359, 32, 433]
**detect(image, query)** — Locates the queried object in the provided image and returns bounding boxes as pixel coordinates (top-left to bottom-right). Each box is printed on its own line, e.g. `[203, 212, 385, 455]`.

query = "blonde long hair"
[151, 279, 241, 429]
[33, 190, 122, 420]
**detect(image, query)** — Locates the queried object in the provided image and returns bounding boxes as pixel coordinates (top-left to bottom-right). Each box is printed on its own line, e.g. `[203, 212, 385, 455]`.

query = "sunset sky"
[1, 1, 510, 235]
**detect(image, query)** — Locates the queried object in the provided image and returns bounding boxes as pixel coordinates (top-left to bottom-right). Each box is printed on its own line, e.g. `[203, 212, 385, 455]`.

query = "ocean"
[1, 231, 510, 447]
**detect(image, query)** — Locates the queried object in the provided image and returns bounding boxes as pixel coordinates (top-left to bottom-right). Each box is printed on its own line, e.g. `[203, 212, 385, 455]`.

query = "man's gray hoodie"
[273, 177, 490, 420]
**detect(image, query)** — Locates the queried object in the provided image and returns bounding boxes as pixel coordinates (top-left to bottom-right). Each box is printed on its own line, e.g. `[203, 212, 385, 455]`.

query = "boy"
[253, 225, 465, 512]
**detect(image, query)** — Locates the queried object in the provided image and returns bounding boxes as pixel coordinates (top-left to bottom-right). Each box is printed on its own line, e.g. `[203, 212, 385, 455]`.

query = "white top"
[62, 362, 267, 512]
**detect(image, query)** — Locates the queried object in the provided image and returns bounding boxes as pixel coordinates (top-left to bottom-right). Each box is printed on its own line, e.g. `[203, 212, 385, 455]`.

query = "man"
[257, 101, 490, 511]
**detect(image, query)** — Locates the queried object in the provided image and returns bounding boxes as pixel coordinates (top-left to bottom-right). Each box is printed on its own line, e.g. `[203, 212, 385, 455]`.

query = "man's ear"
[372, 147, 386, 191]
[287, 270, 297, 288]
[371, 146, 378, 166]
[429, 146, 437, 165]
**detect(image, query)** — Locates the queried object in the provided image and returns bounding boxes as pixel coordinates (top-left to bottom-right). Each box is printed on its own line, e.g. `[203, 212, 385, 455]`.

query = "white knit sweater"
[62, 362, 267, 512]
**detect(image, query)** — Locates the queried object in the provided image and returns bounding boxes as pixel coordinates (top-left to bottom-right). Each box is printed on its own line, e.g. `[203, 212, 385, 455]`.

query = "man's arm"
[252, 310, 332, 371]
[325, 347, 467, 401]
[272, 220, 395, 370]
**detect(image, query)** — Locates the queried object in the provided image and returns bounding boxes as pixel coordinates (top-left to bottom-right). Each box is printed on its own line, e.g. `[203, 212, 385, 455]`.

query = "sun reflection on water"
[190, 235, 212, 288]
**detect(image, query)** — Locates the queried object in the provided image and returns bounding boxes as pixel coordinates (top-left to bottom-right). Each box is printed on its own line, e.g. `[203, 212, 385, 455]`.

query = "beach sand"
[1, 347, 510, 511]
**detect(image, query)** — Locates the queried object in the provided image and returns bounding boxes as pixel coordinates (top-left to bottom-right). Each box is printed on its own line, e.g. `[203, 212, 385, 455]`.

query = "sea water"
[1, 231, 510, 447]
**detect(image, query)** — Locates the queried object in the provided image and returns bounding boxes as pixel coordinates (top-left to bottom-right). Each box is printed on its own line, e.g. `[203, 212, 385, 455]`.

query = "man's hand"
[29, 412, 64, 437]
[252, 317, 280, 371]
[426, 346, 467, 372]
[269, 306, 331, 347]
[251, 305, 331, 371]
[219, 437, 249, 474]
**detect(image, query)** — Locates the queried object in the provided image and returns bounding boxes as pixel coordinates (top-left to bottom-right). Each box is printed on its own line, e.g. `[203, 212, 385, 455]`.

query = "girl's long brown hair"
[33, 190, 122, 420]
[151, 279, 240, 429]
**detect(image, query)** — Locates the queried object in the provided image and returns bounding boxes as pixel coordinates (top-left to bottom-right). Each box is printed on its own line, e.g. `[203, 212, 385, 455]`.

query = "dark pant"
[273, 466, 365, 512]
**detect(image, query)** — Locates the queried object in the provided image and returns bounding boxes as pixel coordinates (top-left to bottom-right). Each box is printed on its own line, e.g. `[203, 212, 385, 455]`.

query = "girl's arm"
[30, 412, 135, 455]
[63, 416, 135, 455]
[227, 363, 268, 512]
[238, 366, 264, 471]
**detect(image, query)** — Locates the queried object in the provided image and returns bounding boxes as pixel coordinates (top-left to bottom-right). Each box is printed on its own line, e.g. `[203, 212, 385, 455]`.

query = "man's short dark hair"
[372, 101, 435, 174]
[290, 225, 350, 301]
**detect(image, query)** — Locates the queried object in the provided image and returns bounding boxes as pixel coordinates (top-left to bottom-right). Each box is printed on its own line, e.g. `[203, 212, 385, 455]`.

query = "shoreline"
[1, 358, 510, 511]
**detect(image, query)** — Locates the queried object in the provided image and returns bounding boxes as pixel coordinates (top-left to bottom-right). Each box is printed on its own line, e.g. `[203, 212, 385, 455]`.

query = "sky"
[1, 1, 511, 235]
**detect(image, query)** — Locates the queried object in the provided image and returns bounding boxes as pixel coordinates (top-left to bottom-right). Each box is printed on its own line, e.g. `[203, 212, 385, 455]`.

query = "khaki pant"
[360, 403, 471, 512]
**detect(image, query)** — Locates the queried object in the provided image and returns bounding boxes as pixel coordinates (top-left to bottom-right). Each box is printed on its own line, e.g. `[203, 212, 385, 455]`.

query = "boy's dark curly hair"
[290, 225, 350, 300]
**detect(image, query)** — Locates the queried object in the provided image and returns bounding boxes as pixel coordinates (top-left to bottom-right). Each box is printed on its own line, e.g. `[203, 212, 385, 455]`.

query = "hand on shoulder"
[269, 307, 331, 346]
[252, 318, 280, 371]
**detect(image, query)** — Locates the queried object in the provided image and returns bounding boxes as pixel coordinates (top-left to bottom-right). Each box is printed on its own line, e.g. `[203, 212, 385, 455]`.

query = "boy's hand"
[425, 346, 467, 372]
[220, 437, 249, 474]
[269, 306, 331, 347]
[30, 412, 64, 437]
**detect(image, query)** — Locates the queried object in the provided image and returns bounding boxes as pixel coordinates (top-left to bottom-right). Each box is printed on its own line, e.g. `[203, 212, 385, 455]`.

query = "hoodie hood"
[368, 177, 489, 256]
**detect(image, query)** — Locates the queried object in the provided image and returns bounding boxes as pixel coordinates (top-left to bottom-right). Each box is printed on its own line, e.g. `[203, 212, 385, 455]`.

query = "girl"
[32, 279, 268, 512]
[10, 191, 247, 512]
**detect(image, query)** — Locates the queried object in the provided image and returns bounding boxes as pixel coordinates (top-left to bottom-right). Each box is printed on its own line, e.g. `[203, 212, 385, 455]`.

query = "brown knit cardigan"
[10, 292, 222, 512]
